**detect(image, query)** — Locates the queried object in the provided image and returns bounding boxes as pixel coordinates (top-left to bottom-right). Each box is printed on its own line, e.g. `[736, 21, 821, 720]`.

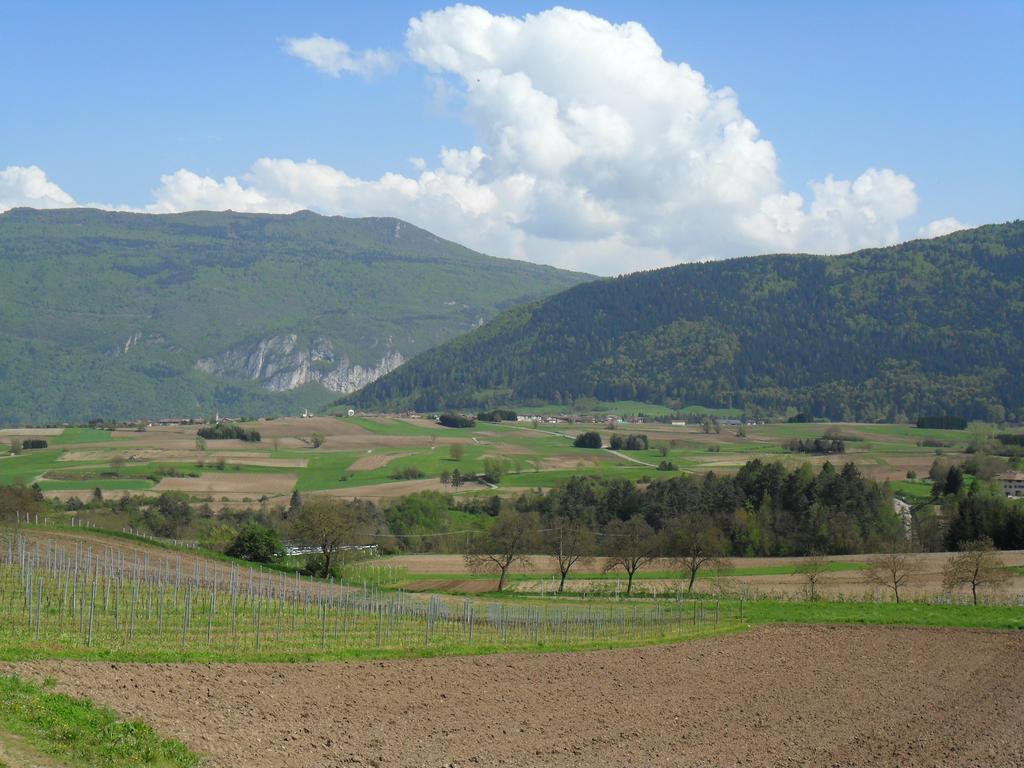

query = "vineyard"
[0, 527, 736, 661]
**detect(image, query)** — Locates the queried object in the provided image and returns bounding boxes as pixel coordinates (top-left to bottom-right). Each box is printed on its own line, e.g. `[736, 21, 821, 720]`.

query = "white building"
[995, 471, 1024, 498]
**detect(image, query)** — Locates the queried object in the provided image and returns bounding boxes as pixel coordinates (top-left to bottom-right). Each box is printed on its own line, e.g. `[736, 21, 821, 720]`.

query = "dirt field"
[403, 578, 500, 593]
[6, 625, 1022, 767]
[348, 452, 412, 471]
[153, 472, 298, 495]
[0, 427, 63, 437]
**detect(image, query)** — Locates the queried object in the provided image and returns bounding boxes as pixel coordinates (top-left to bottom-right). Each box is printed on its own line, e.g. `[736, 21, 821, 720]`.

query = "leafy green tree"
[144, 491, 193, 538]
[225, 524, 285, 563]
[198, 521, 237, 552]
[481, 457, 508, 484]
[573, 431, 602, 449]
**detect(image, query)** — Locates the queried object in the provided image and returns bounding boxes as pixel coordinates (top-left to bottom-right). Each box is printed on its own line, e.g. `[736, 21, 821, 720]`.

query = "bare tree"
[866, 548, 921, 603]
[545, 516, 596, 593]
[465, 508, 537, 591]
[290, 497, 376, 577]
[942, 538, 1010, 605]
[667, 517, 731, 594]
[602, 516, 660, 595]
[795, 552, 830, 601]
[449, 443, 465, 462]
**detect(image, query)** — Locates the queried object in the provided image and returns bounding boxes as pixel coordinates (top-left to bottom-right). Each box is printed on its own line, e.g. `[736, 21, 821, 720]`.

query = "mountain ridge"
[0, 207, 592, 424]
[352, 222, 1024, 421]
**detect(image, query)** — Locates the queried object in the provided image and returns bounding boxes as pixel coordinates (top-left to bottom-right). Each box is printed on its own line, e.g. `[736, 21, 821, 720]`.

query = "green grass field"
[739, 599, 1024, 630]
[0, 675, 198, 768]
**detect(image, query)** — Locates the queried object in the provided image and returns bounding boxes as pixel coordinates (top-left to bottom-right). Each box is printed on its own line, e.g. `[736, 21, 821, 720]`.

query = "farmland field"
[5, 624, 1022, 767]
[0, 524, 1022, 767]
[3, 416, 1023, 767]
[4, 414, 1012, 508]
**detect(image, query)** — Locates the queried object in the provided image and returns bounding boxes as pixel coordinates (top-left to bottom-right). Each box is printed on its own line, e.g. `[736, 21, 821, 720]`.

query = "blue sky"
[2, 1, 1021, 273]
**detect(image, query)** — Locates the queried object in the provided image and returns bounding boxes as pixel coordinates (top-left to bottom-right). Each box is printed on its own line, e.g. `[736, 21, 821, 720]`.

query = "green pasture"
[344, 416, 440, 436]
[740, 599, 1023, 630]
[0, 675, 199, 768]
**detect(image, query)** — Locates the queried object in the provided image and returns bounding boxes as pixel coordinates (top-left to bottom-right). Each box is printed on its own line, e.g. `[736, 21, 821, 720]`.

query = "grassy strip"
[741, 599, 1024, 630]
[0, 624, 741, 665]
[0, 675, 198, 767]
[398, 588, 1023, 631]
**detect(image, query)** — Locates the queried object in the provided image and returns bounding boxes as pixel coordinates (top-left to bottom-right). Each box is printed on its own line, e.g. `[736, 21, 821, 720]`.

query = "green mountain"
[354, 222, 1024, 422]
[0, 208, 591, 424]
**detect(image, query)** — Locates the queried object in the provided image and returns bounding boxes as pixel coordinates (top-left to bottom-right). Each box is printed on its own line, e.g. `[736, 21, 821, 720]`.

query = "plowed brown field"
[6, 625, 1022, 767]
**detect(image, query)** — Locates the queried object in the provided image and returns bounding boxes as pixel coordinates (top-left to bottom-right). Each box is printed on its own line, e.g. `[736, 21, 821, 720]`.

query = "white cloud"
[7, 8, 940, 275]
[0, 165, 76, 211]
[283, 34, 396, 78]
[917, 217, 967, 239]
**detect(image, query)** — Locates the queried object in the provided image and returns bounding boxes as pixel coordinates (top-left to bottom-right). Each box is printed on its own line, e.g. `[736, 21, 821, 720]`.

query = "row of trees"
[462, 460, 903, 592]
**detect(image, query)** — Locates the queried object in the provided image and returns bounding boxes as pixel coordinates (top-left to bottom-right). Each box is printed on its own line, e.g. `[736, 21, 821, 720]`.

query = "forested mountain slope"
[354, 222, 1024, 421]
[0, 208, 590, 424]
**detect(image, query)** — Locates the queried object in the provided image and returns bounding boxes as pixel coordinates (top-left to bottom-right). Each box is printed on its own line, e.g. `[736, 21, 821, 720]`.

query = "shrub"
[657, 460, 678, 471]
[438, 413, 476, 428]
[225, 524, 284, 563]
[916, 415, 967, 430]
[573, 431, 603, 449]
[609, 433, 648, 451]
[787, 438, 845, 454]
[197, 423, 261, 442]
[301, 552, 340, 579]
[477, 409, 517, 422]
[389, 466, 426, 480]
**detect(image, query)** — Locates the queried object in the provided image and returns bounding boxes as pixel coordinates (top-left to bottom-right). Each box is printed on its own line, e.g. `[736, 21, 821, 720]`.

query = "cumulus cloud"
[8, 7, 940, 274]
[917, 217, 967, 239]
[0, 165, 76, 211]
[283, 34, 396, 78]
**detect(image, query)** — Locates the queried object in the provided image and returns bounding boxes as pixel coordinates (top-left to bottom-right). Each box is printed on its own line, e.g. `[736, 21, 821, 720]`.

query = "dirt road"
[6, 624, 1022, 767]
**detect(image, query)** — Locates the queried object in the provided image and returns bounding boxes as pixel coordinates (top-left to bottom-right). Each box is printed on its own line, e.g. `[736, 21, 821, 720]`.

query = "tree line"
[196, 423, 261, 442]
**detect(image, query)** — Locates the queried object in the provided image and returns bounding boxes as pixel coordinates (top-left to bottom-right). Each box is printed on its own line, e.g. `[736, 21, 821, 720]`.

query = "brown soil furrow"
[4, 625, 1022, 767]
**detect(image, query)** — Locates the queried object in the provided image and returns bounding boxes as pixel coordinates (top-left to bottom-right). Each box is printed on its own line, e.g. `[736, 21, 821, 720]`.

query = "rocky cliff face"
[196, 335, 404, 393]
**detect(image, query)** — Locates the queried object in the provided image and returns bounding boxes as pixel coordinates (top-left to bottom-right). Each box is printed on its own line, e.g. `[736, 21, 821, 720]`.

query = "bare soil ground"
[153, 472, 298, 495]
[59, 450, 307, 468]
[348, 452, 412, 471]
[5, 625, 1022, 767]
[403, 578, 500, 593]
[0, 427, 64, 437]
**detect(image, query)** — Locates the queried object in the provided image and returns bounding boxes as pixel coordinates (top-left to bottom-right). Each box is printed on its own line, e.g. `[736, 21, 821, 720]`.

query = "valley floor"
[5, 624, 1023, 768]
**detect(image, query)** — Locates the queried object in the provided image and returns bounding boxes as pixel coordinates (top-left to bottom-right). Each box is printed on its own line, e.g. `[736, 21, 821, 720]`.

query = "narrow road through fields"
[604, 448, 658, 467]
